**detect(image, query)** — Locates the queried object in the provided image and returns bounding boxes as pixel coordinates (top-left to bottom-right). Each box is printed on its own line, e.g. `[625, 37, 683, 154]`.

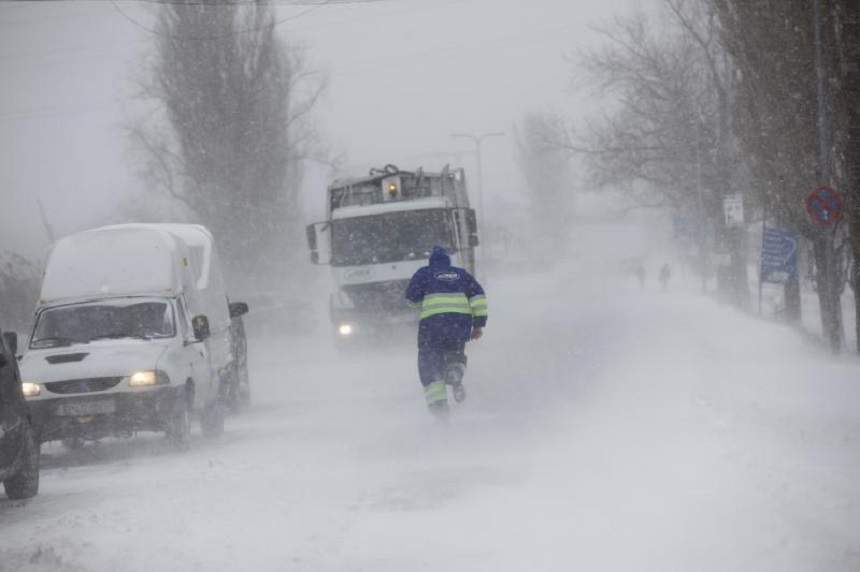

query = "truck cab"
[307, 165, 479, 343]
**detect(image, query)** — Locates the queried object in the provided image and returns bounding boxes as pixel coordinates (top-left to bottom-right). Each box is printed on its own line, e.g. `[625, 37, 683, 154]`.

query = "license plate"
[57, 400, 116, 416]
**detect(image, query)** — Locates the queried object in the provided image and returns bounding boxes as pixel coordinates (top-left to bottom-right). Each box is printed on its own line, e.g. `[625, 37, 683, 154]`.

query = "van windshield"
[31, 298, 176, 349]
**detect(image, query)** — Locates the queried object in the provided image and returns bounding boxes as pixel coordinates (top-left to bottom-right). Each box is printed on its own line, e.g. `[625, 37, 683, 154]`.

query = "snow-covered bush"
[0, 251, 40, 332]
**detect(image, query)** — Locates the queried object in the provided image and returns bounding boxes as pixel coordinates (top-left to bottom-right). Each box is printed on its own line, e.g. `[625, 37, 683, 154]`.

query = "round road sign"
[805, 186, 844, 227]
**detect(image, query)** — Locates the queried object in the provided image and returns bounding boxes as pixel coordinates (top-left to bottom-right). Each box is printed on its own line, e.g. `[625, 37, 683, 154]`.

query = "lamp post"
[450, 131, 505, 233]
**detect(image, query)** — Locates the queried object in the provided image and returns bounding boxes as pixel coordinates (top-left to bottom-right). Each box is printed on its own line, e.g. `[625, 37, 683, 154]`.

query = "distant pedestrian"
[659, 263, 671, 291]
[634, 265, 646, 289]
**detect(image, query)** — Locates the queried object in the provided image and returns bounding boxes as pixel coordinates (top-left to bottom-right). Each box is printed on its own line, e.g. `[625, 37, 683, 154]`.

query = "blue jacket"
[405, 247, 487, 346]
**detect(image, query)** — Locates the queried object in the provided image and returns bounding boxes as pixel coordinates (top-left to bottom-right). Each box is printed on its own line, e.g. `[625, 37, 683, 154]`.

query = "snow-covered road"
[2, 251, 860, 571]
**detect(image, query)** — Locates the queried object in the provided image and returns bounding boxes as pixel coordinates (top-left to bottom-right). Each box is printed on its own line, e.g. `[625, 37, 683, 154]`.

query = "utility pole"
[694, 117, 709, 293]
[450, 131, 505, 234]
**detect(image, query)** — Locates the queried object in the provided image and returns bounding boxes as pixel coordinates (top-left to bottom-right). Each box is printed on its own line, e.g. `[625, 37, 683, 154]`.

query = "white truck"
[307, 164, 479, 343]
[19, 224, 249, 447]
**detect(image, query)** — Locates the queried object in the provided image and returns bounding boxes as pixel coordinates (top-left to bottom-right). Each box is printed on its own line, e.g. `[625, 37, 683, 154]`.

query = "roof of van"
[39, 225, 194, 306]
[100, 223, 213, 247]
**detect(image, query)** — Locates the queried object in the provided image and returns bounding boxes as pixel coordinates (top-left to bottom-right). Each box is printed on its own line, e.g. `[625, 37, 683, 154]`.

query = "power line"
[126, 0, 388, 4]
[108, 0, 336, 40]
[108, 0, 394, 40]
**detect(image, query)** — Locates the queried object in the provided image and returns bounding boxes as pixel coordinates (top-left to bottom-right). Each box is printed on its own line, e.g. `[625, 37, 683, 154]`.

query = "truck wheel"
[4, 422, 40, 500]
[166, 393, 191, 449]
[200, 401, 225, 439]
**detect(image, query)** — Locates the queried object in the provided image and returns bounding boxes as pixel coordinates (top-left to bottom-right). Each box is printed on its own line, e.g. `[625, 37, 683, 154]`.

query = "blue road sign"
[760, 227, 798, 284]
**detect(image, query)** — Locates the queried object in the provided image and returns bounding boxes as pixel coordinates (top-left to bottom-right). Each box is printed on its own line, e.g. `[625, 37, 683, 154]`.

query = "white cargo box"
[39, 226, 195, 306]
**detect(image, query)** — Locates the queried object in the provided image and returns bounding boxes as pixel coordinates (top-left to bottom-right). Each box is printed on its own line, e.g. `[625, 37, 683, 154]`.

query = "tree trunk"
[784, 268, 802, 323]
[838, 0, 860, 352]
[813, 234, 844, 352]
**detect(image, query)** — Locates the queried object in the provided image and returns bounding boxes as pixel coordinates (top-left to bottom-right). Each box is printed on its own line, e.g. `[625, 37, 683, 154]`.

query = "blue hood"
[429, 246, 451, 268]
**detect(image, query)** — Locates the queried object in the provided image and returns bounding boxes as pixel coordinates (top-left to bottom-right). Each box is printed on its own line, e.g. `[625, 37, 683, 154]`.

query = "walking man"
[405, 246, 487, 418]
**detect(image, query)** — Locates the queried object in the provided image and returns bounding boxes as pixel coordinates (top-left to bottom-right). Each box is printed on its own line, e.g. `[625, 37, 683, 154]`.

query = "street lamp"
[450, 131, 505, 232]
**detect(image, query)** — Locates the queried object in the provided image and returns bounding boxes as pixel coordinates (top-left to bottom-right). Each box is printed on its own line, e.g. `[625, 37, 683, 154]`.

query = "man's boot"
[424, 380, 450, 420]
[445, 363, 467, 403]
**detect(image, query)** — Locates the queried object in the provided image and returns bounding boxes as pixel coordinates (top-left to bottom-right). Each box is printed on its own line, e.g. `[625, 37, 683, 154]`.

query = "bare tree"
[831, 0, 860, 352]
[712, 0, 847, 351]
[131, 1, 325, 292]
[552, 6, 749, 301]
[0, 252, 40, 332]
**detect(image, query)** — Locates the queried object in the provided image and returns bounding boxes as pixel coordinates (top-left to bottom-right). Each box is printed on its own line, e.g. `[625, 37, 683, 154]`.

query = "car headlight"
[21, 382, 41, 397]
[128, 370, 169, 387]
[338, 323, 354, 337]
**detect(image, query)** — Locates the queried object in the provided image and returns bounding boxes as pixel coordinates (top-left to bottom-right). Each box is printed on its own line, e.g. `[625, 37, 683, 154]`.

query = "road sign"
[760, 227, 798, 284]
[723, 194, 744, 227]
[672, 214, 696, 240]
[805, 186, 844, 227]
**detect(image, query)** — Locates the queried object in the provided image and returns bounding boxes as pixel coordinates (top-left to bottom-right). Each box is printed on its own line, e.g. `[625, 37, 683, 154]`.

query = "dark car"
[0, 329, 39, 499]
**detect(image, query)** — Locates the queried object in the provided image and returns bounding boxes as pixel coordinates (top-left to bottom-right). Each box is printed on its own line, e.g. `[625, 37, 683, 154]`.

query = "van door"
[176, 298, 211, 407]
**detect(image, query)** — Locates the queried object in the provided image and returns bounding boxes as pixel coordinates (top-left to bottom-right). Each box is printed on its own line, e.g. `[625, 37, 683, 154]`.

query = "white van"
[19, 224, 244, 447]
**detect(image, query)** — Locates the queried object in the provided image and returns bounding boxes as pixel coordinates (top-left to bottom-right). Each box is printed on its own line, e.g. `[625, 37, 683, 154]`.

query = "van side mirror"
[229, 302, 249, 318]
[192, 315, 211, 342]
[3, 331, 18, 356]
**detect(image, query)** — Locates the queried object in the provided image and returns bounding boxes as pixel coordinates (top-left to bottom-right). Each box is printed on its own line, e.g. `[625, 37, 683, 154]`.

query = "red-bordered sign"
[805, 186, 844, 227]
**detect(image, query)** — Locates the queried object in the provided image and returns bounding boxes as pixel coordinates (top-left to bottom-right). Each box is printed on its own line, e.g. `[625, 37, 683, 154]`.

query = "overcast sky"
[0, 0, 646, 256]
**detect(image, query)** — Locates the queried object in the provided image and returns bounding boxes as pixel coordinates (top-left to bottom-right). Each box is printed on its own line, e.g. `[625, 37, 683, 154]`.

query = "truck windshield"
[332, 209, 454, 266]
[31, 298, 176, 349]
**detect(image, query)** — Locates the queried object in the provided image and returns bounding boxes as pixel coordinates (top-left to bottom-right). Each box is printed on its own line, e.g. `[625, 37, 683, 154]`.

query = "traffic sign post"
[759, 226, 799, 315]
[805, 186, 844, 227]
[723, 194, 744, 227]
[760, 227, 799, 284]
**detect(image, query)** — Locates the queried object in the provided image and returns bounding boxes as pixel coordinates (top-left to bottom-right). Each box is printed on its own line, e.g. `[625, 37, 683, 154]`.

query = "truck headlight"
[21, 382, 41, 397]
[128, 370, 168, 387]
[338, 323, 354, 337]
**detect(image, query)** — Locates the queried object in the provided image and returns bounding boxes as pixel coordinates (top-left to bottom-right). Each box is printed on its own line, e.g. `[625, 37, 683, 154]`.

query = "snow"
[39, 226, 188, 306]
[3, 226, 860, 571]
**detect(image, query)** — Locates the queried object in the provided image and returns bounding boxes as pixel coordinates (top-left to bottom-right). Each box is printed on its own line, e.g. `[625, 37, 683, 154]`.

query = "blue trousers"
[417, 341, 467, 387]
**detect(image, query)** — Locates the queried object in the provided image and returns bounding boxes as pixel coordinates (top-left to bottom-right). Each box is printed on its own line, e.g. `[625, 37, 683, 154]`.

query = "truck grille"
[44, 377, 123, 395]
[342, 280, 412, 313]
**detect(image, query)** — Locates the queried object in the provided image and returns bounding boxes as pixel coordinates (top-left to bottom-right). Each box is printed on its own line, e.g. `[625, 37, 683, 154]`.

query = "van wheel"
[4, 423, 40, 500]
[166, 394, 191, 449]
[201, 401, 225, 439]
[238, 370, 251, 410]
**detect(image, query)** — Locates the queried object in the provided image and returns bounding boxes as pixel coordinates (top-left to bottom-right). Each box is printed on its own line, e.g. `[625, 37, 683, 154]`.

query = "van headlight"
[128, 370, 169, 387]
[21, 382, 41, 397]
